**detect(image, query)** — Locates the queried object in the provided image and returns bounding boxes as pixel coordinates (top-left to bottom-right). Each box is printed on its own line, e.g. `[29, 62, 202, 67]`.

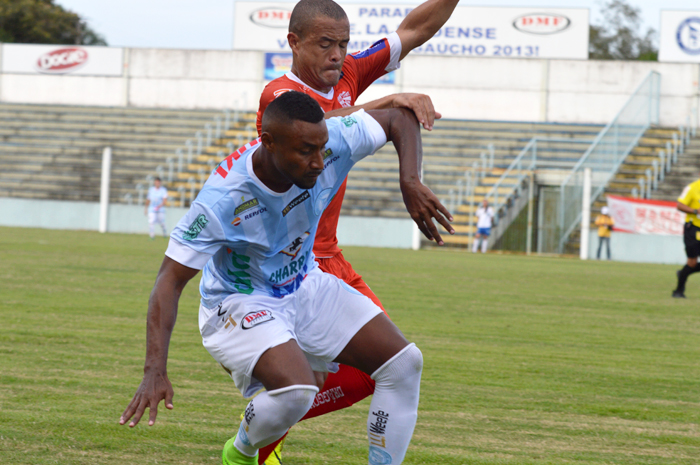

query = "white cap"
[601, 206, 610, 215]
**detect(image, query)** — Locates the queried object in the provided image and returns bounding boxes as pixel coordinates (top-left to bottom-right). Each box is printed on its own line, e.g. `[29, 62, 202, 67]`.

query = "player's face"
[274, 120, 329, 190]
[290, 16, 350, 92]
[154, 180, 161, 188]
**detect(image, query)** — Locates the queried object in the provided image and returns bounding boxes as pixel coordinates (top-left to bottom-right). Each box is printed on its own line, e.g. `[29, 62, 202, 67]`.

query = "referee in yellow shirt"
[673, 178, 700, 298]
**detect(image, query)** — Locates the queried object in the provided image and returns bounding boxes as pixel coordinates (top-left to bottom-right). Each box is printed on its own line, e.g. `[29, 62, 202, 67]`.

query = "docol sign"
[36, 48, 89, 74]
[513, 14, 571, 34]
[250, 8, 292, 28]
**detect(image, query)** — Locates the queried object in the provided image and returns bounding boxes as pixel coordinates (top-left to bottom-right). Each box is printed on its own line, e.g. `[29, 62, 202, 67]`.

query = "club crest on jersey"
[282, 190, 310, 216]
[314, 188, 333, 215]
[241, 310, 274, 330]
[337, 91, 352, 108]
[280, 231, 310, 259]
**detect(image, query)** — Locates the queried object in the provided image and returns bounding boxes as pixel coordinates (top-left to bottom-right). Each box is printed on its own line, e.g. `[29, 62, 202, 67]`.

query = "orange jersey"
[256, 33, 402, 258]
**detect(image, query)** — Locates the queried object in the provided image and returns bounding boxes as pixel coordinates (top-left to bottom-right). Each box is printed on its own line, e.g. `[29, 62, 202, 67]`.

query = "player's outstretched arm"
[325, 93, 442, 130]
[367, 108, 454, 245]
[396, 0, 461, 60]
[119, 256, 199, 428]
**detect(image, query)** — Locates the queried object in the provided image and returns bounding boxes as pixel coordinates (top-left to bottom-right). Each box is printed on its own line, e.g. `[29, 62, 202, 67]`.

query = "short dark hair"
[154, 177, 162, 182]
[289, 0, 348, 37]
[262, 91, 324, 131]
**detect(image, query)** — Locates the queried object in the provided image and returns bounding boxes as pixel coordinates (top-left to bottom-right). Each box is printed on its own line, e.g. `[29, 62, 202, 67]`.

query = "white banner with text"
[607, 195, 683, 236]
[1, 44, 124, 76]
[233, 3, 589, 59]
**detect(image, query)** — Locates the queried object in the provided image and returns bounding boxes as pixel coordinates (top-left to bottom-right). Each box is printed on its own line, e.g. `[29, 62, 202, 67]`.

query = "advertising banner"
[659, 10, 700, 62]
[1, 44, 124, 76]
[607, 195, 683, 236]
[234, 2, 589, 59]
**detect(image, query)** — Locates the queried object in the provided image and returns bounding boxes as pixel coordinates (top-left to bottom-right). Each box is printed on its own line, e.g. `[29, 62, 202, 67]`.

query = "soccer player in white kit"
[472, 199, 495, 253]
[119, 92, 454, 465]
[145, 177, 168, 239]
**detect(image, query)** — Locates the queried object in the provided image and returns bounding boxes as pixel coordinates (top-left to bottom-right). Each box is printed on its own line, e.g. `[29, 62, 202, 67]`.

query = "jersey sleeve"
[678, 184, 694, 205]
[331, 109, 387, 164]
[165, 202, 227, 270]
[345, 32, 402, 97]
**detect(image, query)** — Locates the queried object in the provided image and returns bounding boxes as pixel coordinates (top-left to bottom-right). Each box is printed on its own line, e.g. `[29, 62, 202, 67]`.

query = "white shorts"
[148, 211, 165, 225]
[198, 268, 383, 398]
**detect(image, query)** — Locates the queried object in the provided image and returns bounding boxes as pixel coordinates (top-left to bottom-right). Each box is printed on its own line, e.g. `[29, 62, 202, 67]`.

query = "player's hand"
[401, 179, 454, 245]
[119, 369, 174, 427]
[391, 93, 442, 131]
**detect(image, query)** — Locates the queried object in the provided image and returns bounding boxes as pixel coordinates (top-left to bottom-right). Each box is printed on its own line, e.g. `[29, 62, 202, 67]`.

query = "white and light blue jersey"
[165, 110, 387, 307]
[147, 186, 168, 213]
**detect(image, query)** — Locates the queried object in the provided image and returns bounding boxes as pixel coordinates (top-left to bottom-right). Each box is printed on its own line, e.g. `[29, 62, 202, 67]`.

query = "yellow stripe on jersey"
[678, 179, 700, 227]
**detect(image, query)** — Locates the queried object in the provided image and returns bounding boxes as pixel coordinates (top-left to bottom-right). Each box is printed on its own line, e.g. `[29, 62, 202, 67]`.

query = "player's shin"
[231, 385, 318, 458]
[366, 343, 423, 465]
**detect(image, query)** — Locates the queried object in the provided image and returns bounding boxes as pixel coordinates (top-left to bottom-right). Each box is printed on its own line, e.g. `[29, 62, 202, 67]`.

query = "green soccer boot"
[222, 436, 258, 465]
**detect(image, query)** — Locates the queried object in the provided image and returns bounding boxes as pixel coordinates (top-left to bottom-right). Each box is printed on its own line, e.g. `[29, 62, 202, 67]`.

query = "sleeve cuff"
[165, 238, 213, 270]
[385, 32, 402, 72]
[355, 109, 388, 153]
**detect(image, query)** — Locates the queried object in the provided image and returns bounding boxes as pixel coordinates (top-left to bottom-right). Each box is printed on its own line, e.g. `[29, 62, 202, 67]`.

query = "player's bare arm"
[368, 108, 454, 244]
[396, 0, 461, 60]
[119, 256, 199, 427]
[677, 201, 698, 215]
[325, 93, 442, 130]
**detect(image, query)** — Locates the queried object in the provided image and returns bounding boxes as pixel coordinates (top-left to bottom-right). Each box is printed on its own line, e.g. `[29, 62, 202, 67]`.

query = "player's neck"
[289, 65, 332, 94]
[251, 148, 293, 193]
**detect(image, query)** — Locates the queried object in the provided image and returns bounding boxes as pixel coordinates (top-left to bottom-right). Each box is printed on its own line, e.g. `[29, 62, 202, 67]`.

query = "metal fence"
[557, 71, 661, 253]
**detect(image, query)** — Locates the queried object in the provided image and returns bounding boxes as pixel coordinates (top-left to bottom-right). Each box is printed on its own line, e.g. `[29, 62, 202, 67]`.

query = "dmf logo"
[241, 310, 274, 330]
[250, 8, 292, 28]
[513, 14, 571, 35]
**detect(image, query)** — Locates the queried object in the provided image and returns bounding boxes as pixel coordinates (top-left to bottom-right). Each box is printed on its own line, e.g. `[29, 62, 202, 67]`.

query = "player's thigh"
[147, 212, 157, 224]
[684, 223, 700, 261]
[253, 339, 317, 391]
[334, 313, 409, 376]
[199, 295, 308, 397]
[293, 270, 383, 365]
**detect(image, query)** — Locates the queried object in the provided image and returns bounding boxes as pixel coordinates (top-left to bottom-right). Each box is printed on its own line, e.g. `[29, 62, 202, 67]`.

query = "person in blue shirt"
[119, 91, 453, 465]
[145, 177, 169, 239]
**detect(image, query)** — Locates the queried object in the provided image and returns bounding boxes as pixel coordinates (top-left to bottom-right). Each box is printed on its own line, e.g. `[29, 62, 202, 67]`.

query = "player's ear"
[261, 132, 275, 153]
[288, 32, 301, 52]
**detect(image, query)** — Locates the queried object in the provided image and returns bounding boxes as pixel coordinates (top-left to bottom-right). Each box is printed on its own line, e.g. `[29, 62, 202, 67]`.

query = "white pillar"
[99, 147, 112, 233]
[580, 167, 591, 260]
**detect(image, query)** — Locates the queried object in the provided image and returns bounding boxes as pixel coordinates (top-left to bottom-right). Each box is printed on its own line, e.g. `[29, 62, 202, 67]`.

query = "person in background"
[672, 177, 700, 298]
[145, 177, 168, 239]
[594, 206, 614, 260]
[472, 199, 494, 253]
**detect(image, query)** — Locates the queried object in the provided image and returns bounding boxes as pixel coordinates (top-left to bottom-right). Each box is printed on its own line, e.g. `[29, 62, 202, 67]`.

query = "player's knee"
[259, 385, 318, 436]
[371, 343, 423, 385]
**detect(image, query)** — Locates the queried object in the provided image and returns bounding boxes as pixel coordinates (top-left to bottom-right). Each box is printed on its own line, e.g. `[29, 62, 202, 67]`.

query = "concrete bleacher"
[177, 119, 603, 245]
[0, 102, 231, 203]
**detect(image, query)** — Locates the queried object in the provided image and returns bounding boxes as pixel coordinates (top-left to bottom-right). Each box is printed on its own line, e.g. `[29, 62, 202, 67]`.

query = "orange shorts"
[315, 252, 387, 314]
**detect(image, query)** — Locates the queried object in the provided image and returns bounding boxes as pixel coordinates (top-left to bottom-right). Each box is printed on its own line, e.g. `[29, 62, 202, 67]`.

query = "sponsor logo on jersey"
[280, 232, 310, 259]
[273, 88, 293, 97]
[235, 198, 260, 215]
[314, 188, 333, 215]
[513, 14, 571, 34]
[350, 39, 387, 59]
[183, 214, 208, 240]
[341, 115, 357, 127]
[241, 310, 275, 329]
[337, 91, 352, 108]
[269, 251, 310, 297]
[227, 250, 254, 294]
[677, 17, 700, 55]
[249, 8, 292, 28]
[232, 217, 241, 226]
[322, 148, 333, 160]
[36, 47, 88, 74]
[282, 190, 310, 216]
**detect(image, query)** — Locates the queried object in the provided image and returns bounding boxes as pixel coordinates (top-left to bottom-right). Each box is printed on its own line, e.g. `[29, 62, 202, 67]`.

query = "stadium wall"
[0, 198, 416, 249]
[586, 231, 686, 265]
[0, 44, 698, 126]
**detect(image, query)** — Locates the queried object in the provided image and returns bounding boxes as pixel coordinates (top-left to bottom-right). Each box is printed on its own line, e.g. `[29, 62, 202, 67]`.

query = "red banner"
[607, 195, 683, 236]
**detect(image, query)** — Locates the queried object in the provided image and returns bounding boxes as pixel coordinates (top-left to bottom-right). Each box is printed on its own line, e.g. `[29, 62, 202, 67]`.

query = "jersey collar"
[285, 72, 334, 101]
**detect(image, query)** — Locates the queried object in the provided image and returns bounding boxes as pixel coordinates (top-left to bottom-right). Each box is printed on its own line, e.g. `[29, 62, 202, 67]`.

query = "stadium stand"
[177, 119, 604, 247]
[0, 102, 240, 204]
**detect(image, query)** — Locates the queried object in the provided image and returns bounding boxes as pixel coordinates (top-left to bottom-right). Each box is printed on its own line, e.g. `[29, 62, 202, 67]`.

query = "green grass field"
[1, 226, 699, 464]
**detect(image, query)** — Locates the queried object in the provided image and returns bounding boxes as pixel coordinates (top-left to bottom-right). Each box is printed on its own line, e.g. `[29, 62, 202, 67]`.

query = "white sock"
[472, 238, 479, 253]
[481, 238, 488, 253]
[148, 223, 155, 238]
[367, 343, 423, 465]
[234, 384, 318, 457]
